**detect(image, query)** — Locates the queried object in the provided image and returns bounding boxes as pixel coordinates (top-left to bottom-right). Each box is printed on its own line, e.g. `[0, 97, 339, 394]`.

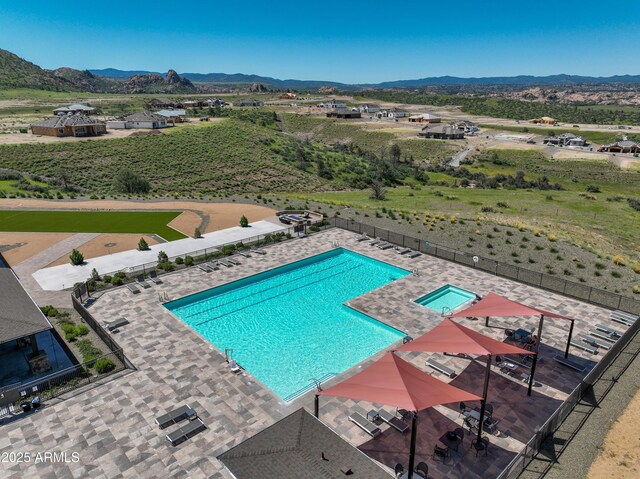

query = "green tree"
[69, 249, 84, 265]
[114, 170, 150, 194]
[157, 251, 168, 263]
[194, 227, 202, 238]
[239, 215, 249, 227]
[91, 268, 100, 281]
[138, 237, 150, 251]
[390, 143, 401, 163]
[369, 180, 387, 200]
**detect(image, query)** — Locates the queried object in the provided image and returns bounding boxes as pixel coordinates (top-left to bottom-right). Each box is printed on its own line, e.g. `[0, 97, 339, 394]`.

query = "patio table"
[440, 431, 461, 451]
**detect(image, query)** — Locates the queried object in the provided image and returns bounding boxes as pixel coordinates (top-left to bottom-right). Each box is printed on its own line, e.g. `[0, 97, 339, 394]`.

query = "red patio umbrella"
[395, 317, 530, 443]
[316, 352, 482, 479]
[447, 292, 577, 396]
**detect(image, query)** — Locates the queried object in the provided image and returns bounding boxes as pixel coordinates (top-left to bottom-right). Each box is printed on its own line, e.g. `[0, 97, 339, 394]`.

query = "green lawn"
[0, 210, 186, 241]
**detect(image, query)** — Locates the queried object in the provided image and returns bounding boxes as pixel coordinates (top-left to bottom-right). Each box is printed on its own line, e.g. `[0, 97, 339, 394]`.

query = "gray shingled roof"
[0, 254, 52, 344]
[122, 111, 166, 122]
[218, 408, 391, 479]
[32, 114, 104, 128]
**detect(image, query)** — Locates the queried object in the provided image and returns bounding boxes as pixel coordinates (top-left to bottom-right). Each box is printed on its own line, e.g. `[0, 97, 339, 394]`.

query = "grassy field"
[0, 210, 186, 240]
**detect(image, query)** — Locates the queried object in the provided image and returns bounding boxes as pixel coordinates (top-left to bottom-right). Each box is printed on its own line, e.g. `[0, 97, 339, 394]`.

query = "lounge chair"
[378, 243, 394, 250]
[348, 412, 381, 437]
[357, 234, 370, 242]
[149, 270, 162, 284]
[238, 251, 251, 258]
[369, 239, 381, 246]
[198, 264, 213, 273]
[137, 274, 151, 289]
[155, 404, 197, 429]
[407, 251, 421, 258]
[397, 247, 412, 255]
[227, 257, 241, 265]
[126, 283, 140, 294]
[166, 418, 206, 446]
[378, 409, 409, 433]
[251, 248, 267, 255]
[218, 259, 233, 267]
[105, 317, 129, 332]
[206, 261, 220, 271]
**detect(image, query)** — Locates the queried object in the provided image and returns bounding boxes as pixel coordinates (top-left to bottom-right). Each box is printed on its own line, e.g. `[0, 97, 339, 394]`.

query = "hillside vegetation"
[360, 91, 640, 125]
[0, 49, 76, 91]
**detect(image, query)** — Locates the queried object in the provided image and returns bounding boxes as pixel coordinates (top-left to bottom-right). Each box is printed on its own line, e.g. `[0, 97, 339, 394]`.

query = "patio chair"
[137, 274, 151, 289]
[394, 463, 404, 478]
[166, 418, 206, 446]
[105, 317, 129, 332]
[126, 283, 140, 294]
[485, 403, 494, 419]
[483, 417, 500, 435]
[471, 436, 489, 457]
[149, 270, 162, 284]
[155, 404, 197, 429]
[464, 416, 478, 432]
[433, 445, 449, 463]
[378, 409, 409, 433]
[228, 359, 241, 374]
[348, 412, 381, 437]
[415, 461, 429, 478]
[454, 427, 465, 445]
[458, 401, 467, 418]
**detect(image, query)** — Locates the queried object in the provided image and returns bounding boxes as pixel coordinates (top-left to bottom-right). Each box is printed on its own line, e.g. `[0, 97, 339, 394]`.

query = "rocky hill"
[0, 48, 77, 91]
[122, 69, 195, 94]
[53, 67, 120, 93]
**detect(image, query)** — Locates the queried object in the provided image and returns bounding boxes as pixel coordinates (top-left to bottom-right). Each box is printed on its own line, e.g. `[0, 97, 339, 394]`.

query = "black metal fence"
[328, 217, 640, 316]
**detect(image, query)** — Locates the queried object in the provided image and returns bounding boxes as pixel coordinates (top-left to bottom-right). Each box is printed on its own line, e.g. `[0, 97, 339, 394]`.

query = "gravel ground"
[518, 329, 640, 479]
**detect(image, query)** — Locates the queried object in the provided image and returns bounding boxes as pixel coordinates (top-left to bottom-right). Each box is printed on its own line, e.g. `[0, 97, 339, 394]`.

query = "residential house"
[52, 104, 96, 115]
[418, 124, 465, 139]
[182, 100, 205, 109]
[357, 103, 381, 114]
[147, 98, 182, 109]
[377, 108, 408, 119]
[206, 98, 227, 108]
[320, 99, 347, 109]
[326, 109, 362, 119]
[156, 109, 187, 123]
[408, 113, 441, 123]
[598, 140, 640, 153]
[232, 99, 264, 107]
[107, 111, 168, 129]
[452, 120, 478, 134]
[31, 114, 106, 137]
[543, 133, 586, 147]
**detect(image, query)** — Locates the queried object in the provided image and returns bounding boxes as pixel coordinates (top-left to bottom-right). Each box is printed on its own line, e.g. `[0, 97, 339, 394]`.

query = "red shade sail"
[318, 352, 482, 412]
[448, 292, 574, 321]
[395, 318, 530, 356]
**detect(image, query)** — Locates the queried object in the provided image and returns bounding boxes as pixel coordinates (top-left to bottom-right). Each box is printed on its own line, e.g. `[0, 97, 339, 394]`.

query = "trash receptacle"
[31, 397, 41, 409]
[20, 402, 32, 413]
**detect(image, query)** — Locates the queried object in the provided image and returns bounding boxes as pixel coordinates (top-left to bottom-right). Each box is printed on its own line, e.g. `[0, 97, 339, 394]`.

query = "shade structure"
[395, 317, 531, 356]
[447, 292, 573, 321]
[395, 318, 530, 443]
[317, 352, 481, 479]
[447, 292, 577, 397]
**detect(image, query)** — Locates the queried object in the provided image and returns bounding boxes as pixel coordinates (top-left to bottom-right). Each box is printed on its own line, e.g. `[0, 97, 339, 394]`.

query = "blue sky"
[1, 0, 639, 83]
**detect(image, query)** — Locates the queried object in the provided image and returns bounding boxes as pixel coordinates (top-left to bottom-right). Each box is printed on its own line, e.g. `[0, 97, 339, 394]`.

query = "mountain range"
[2, 48, 640, 94]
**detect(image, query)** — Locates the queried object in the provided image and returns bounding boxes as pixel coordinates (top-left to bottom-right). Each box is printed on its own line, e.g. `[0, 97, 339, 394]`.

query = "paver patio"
[0, 228, 625, 478]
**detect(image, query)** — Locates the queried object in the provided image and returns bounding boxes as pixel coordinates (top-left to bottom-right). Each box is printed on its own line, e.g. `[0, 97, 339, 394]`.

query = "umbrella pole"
[564, 319, 575, 358]
[314, 395, 319, 418]
[407, 412, 418, 479]
[527, 315, 545, 396]
[477, 354, 492, 443]
[485, 316, 489, 327]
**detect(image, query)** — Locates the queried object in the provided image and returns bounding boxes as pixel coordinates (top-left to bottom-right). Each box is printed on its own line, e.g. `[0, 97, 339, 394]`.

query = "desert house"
[156, 109, 187, 123]
[598, 139, 640, 153]
[377, 108, 408, 119]
[418, 124, 465, 139]
[206, 98, 227, 108]
[530, 116, 558, 125]
[326, 109, 362, 119]
[320, 99, 348, 109]
[106, 111, 169, 129]
[232, 99, 264, 107]
[147, 98, 182, 109]
[408, 113, 441, 123]
[357, 103, 381, 114]
[182, 100, 205, 108]
[543, 133, 586, 147]
[52, 104, 96, 115]
[452, 120, 478, 134]
[31, 114, 106, 137]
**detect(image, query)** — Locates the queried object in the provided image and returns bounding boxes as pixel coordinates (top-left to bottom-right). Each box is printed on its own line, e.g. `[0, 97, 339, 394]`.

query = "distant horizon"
[2, 0, 640, 84]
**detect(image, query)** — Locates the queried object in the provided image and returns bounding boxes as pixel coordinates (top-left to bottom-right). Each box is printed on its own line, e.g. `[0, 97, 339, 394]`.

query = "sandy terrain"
[0, 199, 277, 264]
[0, 232, 72, 266]
[45, 233, 159, 267]
[0, 128, 135, 145]
[588, 388, 640, 478]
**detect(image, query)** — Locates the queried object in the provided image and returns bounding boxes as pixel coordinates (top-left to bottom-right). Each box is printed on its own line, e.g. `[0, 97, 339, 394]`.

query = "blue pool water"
[415, 285, 476, 313]
[165, 248, 409, 401]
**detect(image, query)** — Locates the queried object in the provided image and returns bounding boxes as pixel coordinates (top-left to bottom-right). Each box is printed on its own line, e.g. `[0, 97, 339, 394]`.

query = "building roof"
[218, 408, 391, 479]
[0, 253, 52, 344]
[409, 113, 440, 120]
[122, 111, 167, 122]
[32, 114, 104, 128]
[420, 124, 460, 135]
[53, 104, 95, 113]
[156, 109, 186, 117]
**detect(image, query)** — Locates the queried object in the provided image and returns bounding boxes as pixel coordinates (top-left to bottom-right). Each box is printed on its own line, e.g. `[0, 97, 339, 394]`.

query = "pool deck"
[0, 228, 627, 479]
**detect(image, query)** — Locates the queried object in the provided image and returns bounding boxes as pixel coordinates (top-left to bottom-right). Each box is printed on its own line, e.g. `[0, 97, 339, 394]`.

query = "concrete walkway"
[32, 221, 288, 291]
[13, 233, 99, 307]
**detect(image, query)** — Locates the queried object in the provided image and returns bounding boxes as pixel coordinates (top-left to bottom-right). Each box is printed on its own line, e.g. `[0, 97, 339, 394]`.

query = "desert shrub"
[481, 206, 495, 213]
[90, 268, 100, 281]
[594, 262, 606, 270]
[114, 169, 150, 194]
[194, 227, 202, 238]
[239, 215, 249, 227]
[496, 202, 509, 209]
[103, 274, 113, 283]
[158, 261, 174, 271]
[627, 197, 640, 211]
[611, 271, 621, 278]
[76, 339, 103, 366]
[633, 264, 640, 274]
[576, 263, 585, 269]
[93, 358, 116, 374]
[585, 185, 600, 193]
[506, 230, 513, 236]
[157, 251, 168, 263]
[546, 234, 557, 242]
[632, 285, 640, 294]
[175, 256, 184, 265]
[40, 305, 59, 317]
[184, 256, 194, 266]
[309, 225, 320, 232]
[613, 255, 625, 266]
[549, 247, 559, 253]
[111, 276, 123, 286]
[69, 249, 84, 265]
[534, 245, 544, 251]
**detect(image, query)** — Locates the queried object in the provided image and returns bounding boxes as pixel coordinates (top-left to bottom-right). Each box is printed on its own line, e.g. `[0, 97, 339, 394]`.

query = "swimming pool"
[165, 248, 409, 401]
[415, 285, 476, 314]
